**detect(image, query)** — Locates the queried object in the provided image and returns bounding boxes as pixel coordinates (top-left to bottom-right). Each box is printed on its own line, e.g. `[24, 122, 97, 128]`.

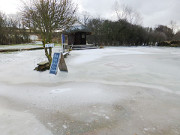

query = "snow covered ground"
[0, 46, 180, 135]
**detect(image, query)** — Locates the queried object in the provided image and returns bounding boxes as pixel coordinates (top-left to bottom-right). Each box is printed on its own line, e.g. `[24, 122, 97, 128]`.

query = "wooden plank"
[0, 47, 44, 53]
[59, 53, 68, 72]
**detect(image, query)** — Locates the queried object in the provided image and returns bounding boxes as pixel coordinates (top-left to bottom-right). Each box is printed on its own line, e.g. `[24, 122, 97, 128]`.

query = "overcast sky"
[0, 0, 179, 28]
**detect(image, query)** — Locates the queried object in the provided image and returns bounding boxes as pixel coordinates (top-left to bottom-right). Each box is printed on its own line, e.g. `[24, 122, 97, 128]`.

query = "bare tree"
[113, 1, 142, 25]
[169, 20, 177, 34]
[114, 1, 128, 20]
[79, 11, 91, 26]
[22, 0, 77, 64]
[174, 31, 180, 40]
[0, 12, 6, 28]
[0, 12, 6, 44]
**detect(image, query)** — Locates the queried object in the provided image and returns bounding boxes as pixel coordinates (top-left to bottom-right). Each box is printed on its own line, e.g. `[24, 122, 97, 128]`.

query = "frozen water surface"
[0, 46, 180, 135]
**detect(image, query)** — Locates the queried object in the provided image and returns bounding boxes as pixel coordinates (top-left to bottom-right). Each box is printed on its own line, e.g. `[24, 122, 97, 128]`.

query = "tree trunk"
[43, 40, 52, 65]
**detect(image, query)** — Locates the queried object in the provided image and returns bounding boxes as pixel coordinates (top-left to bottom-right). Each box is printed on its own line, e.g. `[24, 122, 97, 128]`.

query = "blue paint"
[62, 34, 65, 44]
[50, 53, 61, 75]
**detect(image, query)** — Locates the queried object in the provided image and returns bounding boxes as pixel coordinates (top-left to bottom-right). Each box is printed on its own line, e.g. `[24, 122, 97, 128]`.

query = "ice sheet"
[0, 46, 180, 135]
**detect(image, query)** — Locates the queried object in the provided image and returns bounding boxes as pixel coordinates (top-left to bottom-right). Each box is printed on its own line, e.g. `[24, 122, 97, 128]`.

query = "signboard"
[49, 53, 61, 75]
[62, 34, 65, 44]
[45, 43, 55, 48]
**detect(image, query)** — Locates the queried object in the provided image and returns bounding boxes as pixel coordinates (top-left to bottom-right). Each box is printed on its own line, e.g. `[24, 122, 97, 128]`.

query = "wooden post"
[58, 53, 68, 72]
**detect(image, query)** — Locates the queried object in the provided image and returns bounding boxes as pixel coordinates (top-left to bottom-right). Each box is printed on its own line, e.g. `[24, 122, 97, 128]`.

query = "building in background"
[64, 24, 91, 45]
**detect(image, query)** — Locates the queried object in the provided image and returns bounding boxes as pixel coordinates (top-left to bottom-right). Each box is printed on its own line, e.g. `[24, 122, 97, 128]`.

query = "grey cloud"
[75, 0, 180, 27]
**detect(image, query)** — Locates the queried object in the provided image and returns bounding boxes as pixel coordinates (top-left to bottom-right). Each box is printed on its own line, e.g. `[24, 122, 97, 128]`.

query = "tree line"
[82, 2, 180, 46]
[80, 1, 180, 46]
[86, 18, 180, 46]
[0, 12, 30, 45]
[1, 0, 180, 47]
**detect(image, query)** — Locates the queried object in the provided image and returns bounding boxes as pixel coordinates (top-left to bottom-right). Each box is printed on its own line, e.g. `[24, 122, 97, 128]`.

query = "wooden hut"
[64, 24, 91, 45]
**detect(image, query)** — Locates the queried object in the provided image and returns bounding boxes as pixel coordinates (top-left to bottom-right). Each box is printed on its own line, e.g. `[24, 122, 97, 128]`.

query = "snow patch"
[63, 125, 68, 129]
[50, 88, 71, 94]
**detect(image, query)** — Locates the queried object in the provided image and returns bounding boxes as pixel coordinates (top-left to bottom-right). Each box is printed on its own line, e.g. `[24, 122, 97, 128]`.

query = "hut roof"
[64, 23, 91, 34]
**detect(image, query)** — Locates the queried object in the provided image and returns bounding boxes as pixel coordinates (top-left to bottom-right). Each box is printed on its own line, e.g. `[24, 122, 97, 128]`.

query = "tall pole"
[62, 34, 65, 53]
